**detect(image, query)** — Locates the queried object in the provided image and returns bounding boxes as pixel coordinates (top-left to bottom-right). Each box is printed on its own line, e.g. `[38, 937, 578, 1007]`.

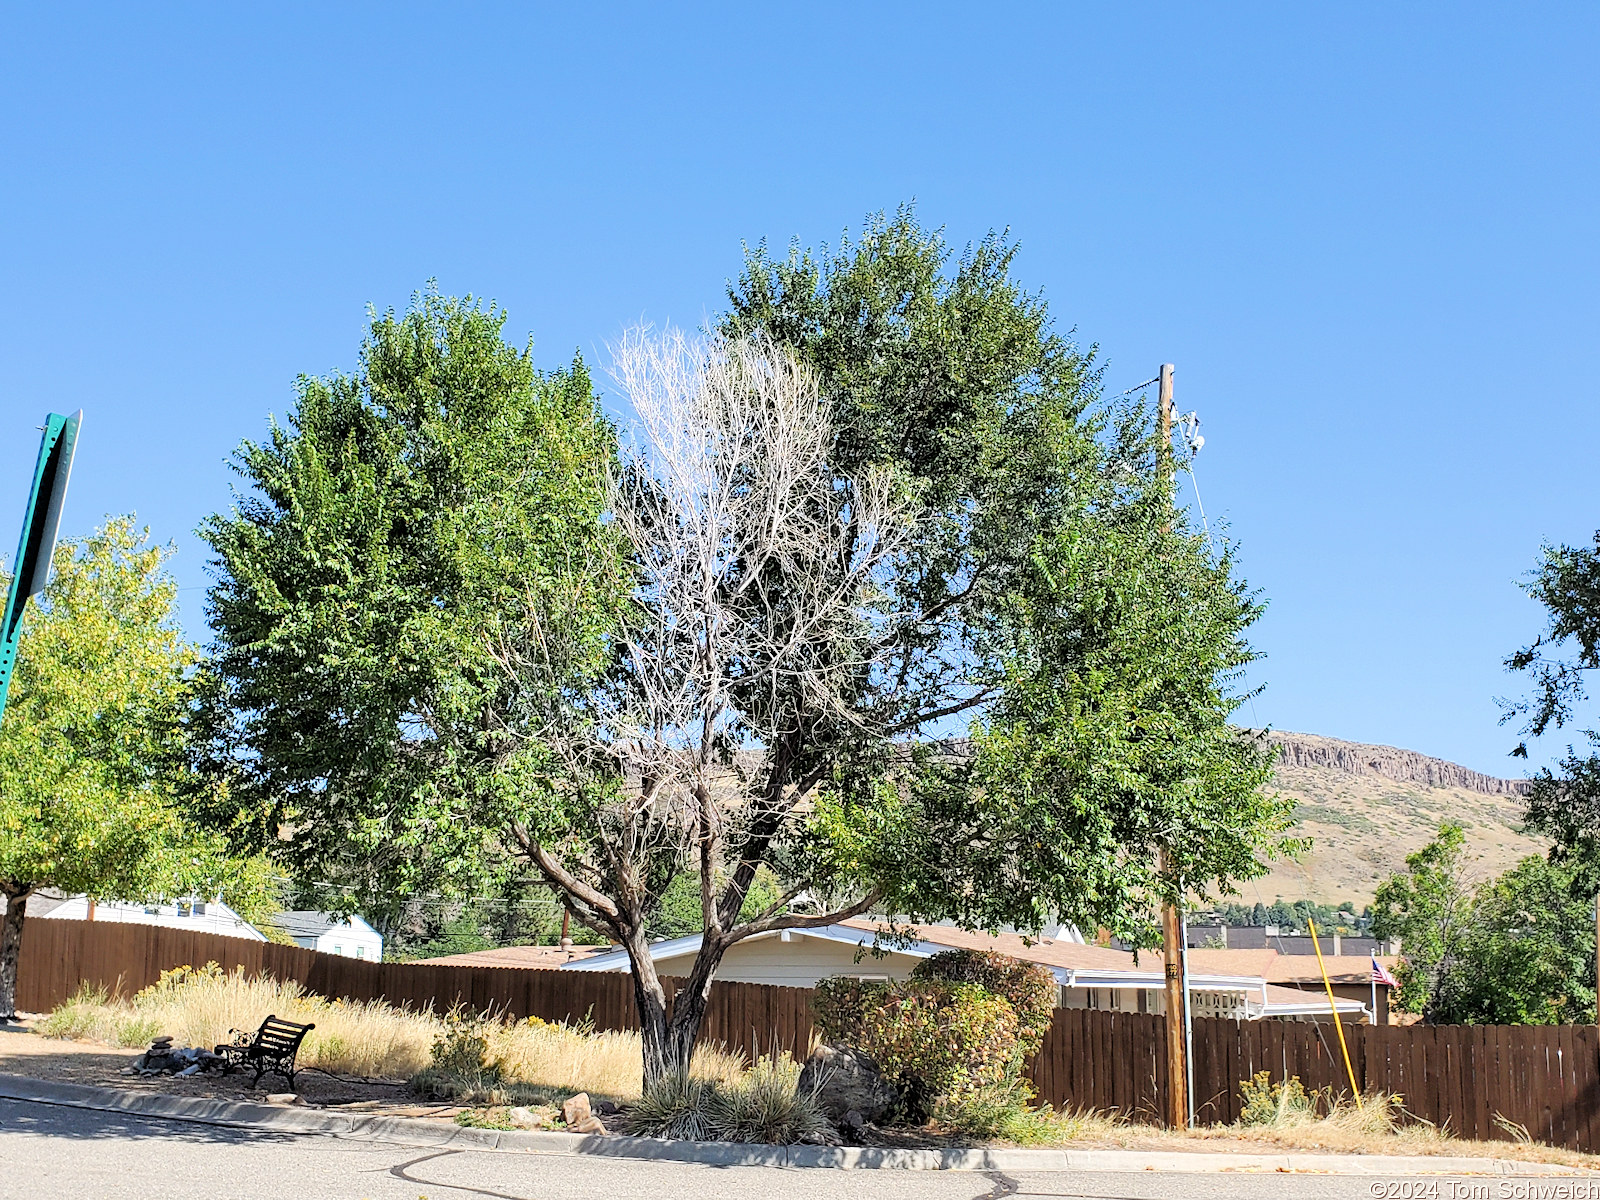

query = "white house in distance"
[274, 911, 384, 962]
[33, 894, 266, 941]
[559, 918, 1373, 1022]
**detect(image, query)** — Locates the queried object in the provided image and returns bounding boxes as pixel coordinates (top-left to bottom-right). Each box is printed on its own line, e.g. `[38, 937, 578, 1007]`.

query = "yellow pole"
[1308, 917, 1363, 1109]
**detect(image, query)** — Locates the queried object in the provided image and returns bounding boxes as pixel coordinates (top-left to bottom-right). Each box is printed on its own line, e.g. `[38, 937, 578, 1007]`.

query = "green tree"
[718, 209, 1289, 936]
[197, 288, 626, 919]
[0, 519, 263, 1019]
[203, 226, 1291, 1085]
[1432, 855, 1594, 1025]
[1371, 822, 1477, 1018]
[1504, 531, 1600, 878]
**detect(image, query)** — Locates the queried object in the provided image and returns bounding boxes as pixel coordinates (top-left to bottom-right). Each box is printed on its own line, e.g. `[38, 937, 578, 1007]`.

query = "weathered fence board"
[15, 919, 815, 1064]
[1022, 1006, 1600, 1153]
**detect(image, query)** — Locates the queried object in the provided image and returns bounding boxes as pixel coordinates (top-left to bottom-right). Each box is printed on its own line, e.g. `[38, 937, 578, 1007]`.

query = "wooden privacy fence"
[16, 919, 816, 1064]
[1024, 1008, 1600, 1154]
[21, 920, 1600, 1154]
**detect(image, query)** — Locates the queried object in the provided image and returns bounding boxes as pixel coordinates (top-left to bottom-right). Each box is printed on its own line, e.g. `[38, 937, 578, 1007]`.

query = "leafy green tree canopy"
[1373, 822, 1595, 1024]
[198, 288, 625, 918]
[1370, 822, 1477, 1018]
[202, 222, 1292, 1083]
[722, 209, 1291, 933]
[0, 518, 264, 1019]
[1505, 531, 1600, 875]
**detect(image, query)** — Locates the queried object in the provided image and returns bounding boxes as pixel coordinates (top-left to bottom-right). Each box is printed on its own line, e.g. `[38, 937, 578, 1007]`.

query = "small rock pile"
[122, 1036, 230, 1078]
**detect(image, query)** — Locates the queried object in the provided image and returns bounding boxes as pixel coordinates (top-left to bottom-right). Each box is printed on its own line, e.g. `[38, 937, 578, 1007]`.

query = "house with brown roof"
[536, 918, 1376, 1022]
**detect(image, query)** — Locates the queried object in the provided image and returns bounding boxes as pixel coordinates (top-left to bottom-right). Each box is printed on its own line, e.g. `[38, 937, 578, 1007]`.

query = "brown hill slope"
[1245, 732, 1547, 909]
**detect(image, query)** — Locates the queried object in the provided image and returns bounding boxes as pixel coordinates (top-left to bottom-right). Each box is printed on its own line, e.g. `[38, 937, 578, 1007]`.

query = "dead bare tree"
[501, 329, 908, 1081]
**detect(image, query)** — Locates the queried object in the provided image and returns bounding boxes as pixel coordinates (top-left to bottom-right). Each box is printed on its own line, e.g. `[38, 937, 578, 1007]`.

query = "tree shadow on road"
[0, 1098, 302, 1146]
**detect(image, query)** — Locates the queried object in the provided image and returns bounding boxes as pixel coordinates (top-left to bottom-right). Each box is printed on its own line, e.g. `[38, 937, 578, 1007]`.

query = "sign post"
[0, 411, 83, 724]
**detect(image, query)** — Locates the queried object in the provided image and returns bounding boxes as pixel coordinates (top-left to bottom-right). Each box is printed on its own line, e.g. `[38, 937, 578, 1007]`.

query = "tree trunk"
[0, 883, 31, 1022]
[626, 926, 730, 1087]
[625, 926, 676, 1087]
[662, 935, 726, 1081]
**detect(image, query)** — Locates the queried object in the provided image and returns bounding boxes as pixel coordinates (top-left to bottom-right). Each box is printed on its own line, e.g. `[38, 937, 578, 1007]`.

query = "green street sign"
[0, 411, 83, 724]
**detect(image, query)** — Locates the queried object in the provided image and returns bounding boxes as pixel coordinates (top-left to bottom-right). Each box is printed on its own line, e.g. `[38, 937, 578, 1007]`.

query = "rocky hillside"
[1248, 731, 1546, 909]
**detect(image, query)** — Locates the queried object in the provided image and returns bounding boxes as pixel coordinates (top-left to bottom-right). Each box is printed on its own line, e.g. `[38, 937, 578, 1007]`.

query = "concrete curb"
[0, 1072, 1591, 1175]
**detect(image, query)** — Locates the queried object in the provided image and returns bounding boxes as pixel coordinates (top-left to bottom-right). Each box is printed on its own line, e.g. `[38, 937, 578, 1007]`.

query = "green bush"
[910, 949, 1058, 1057]
[931, 1078, 1063, 1144]
[812, 976, 1020, 1106]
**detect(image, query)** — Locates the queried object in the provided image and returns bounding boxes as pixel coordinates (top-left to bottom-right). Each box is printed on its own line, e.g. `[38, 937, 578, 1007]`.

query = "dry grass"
[38, 964, 435, 1078]
[37, 963, 744, 1101]
[415, 1013, 746, 1105]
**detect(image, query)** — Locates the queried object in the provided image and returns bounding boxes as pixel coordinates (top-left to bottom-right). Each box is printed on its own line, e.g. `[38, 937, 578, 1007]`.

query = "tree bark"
[0, 882, 32, 1022]
[663, 933, 725, 1079]
[624, 923, 676, 1085]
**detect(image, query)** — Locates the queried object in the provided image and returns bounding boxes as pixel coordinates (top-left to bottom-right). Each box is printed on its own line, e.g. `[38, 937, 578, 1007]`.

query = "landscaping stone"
[560, 1091, 605, 1132]
[561, 1092, 592, 1126]
[797, 1044, 897, 1126]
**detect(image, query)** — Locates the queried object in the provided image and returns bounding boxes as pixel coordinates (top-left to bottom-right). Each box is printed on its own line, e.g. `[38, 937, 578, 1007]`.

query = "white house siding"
[650, 934, 920, 988]
[312, 924, 383, 962]
[37, 897, 265, 941]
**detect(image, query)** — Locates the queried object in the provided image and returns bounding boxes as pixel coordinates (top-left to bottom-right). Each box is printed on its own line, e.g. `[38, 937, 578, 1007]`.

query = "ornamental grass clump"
[411, 1010, 746, 1105]
[623, 1053, 830, 1144]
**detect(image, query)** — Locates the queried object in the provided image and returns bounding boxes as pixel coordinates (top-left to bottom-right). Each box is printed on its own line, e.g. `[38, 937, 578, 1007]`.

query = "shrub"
[1239, 1071, 1322, 1125]
[624, 1054, 830, 1144]
[910, 950, 1058, 1057]
[626, 1073, 723, 1141]
[812, 976, 1020, 1107]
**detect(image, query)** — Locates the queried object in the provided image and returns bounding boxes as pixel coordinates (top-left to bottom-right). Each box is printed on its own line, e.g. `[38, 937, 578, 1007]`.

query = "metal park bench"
[215, 1015, 316, 1088]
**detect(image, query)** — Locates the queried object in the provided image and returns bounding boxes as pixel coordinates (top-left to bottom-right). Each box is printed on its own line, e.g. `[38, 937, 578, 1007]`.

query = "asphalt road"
[0, 1097, 1553, 1200]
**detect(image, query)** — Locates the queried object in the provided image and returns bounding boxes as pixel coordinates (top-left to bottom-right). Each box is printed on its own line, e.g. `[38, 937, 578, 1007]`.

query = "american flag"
[1371, 956, 1399, 988]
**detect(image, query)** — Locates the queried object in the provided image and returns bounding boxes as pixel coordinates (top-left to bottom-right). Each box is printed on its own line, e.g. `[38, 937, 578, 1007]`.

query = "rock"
[265, 1093, 302, 1105]
[561, 1092, 592, 1127]
[594, 1100, 620, 1117]
[799, 1126, 843, 1147]
[1265, 731, 1528, 796]
[568, 1115, 606, 1135]
[796, 1044, 897, 1125]
[119, 1067, 137, 1076]
[507, 1106, 550, 1130]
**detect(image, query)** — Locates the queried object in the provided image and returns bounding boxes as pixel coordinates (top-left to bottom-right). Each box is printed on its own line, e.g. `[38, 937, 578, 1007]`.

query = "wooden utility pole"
[1156, 362, 1190, 1130]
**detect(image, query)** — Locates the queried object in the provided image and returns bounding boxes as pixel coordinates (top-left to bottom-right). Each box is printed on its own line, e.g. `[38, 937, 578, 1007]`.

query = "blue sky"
[2, 4, 1594, 776]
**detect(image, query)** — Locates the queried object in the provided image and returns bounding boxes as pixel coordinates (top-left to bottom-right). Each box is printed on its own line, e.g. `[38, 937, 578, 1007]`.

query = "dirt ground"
[0, 1018, 457, 1119]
